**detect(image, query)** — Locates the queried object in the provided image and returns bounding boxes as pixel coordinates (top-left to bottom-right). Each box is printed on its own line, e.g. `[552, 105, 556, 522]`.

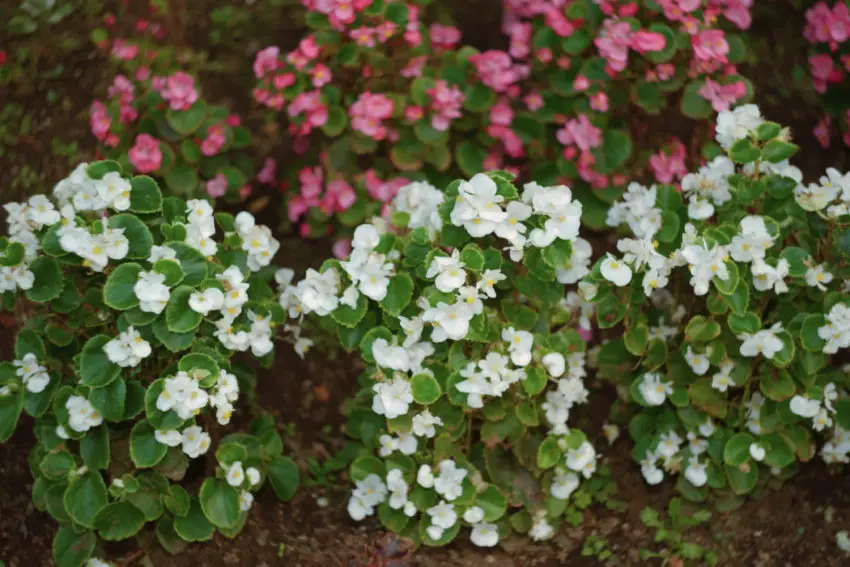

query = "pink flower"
[161, 72, 199, 111]
[590, 92, 609, 112]
[489, 100, 513, 126]
[257, 158, 277, 185]
[428, 80, 464, 131]
[805, 1, 850, 44]
[536, 48, 553, 63]
[206, 173, 228, 198]
[128, 134, 162, 174]
[273, 72, 296, 90]
[557, 114, 602, 152]
[544, 7, 575, 37]
[289, 90, 328, 130]
[119, 103, 138, 124]
[430, 24, 462, 49]
[630, 30, 666, 53]
[298, 36, 320, 60]
[524, 92, 544, 111]
[111, 39, 138, 61]
[375, 22, 398, 43]
[364, 171, 406, 203]
[253, 46, 280, 78]
[332, 238, 352, 260]
[405, 105, 424, 122]
[722, 0, 753, 30]
[135, 66, 151, 82]
[649, 140, 688, 184]
[810, 53, 838, 93]
[201, 125, 226, 157]
[573, 75, 590, 91]
[595, 19, 632, 72]
[350, 27, 376, 47]
[288, 196, 310, 222]
[327, 179, 356, 211]
[89, 101, 111, 141]
[310, 64, 332, 87]
[401, 55, 428, 78]
[469, 50, 521, 92]
[349, 92, 394, 140]
[108, 75, 135, 103]
[299, 167, 323, 200]
[507, 22, 531, 59]
[698, 78, 745, 112]
[226, 114, 241, 127]
[814, 115, 832, 149]
[692, 30, 728, 63]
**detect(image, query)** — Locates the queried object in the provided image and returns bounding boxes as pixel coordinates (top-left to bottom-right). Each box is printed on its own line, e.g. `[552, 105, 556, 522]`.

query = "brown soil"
[3, 1, 850, 566]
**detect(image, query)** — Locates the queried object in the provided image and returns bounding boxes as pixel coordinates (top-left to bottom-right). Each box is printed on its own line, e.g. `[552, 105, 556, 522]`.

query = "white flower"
[386, 469, 411, 510]
[684, 457, 707, 487]
[239, 490, 254, 512]
[470, 522, 499, 547]
[657, 430, 683, 459]
[600, 254, 632, 286]
[433, 460, 467, 501]
[189, 288, 225, 316]
[640, 451, 664, 485]
[495, 201, 532, 240]
[372, 338, 411, 372]
[148, 245, 177, 263]
[806, 264, 834, 291]
[181, 425, 211, 459]
[739, 323, 784, 359]
[226, 462, 245, 487]
[529, 516, 554, 541]
[427, 501, 457, 529]
[715, 104, 763, 149]
[711, 360, 735, 392]
[423, 301, 474, 342]
[372, 376, 413, 419]
[26, 194, 61, 226]
[348, 474, 387, 520]
[451, 174, 507, 236]
[751, 259, 789, 294]
[566, 441, 596, 478]
[135, 271, 170, 314]
[789, 395, 821, 418]
[13, 353, 51, 393]
[412, 410, 443, 438]
[551, 471, 580, 500]
[66, 395, 103, 432]
[426, 250, 467, 293]
[155, 429, 182, 447]
[501, 326, 533, 366]
[391, 181, 444, 234]
[96, 172, 132, 211]
[749, 443, 765, 462]
[417, 464, 435, 488]
[542, 352, 566, 378]
[639, 372, 672, 406]
[84, 558, 112, 567]
[293, 268, 339, 316]
[104, 327, 151, 368]
[186, 199, 216, 237]
[463, 506, 485, 524]
[684, 346, 710, 376]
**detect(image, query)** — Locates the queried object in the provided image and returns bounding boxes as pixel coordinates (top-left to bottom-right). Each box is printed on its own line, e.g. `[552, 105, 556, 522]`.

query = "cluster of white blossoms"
[605, 182, 662, 240]
[65, 395, 104, 433]
[795, 167, 850, 218]
[53, 163, 133, 212]
[154, 368, 240, 457]
[12, 353, 51, 393]
[340, 224, 396, 304]
[222, 460, 262, 512]
[540, 351, 590, 434]
[714, 103, 764, 150]
[390, 180, 445, 236]
[639, 418, 717, 487]
[681, 156, 734, 220]
[103, 326, 152, 368]
[820, 304, 850, 355]
[790, 382, 839, 433]
[822, 425, 850, 464]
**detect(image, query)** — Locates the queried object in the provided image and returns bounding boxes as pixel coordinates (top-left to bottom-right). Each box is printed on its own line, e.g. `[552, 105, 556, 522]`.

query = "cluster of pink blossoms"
[427, 81, 465, 131]
[300, 0, 374, 30]
[157, 72, 200, 111]
[350, 93, 394, 140]
[648, 139, 688, 184]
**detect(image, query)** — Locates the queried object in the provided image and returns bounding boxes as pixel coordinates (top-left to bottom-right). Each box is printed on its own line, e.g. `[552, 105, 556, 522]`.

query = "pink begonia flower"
[89, 101, 111, 141]
[428, 80, 465, 131]
[119, 103, 138, 124]
[161, 72, 199, 111]
[595, 19, 632, 72]
[722, 0, 753, 30]
[469, 50, 521, 92]
[619, 2, 639, 17]
[489, 100, 514, 126]
[299, 166, 323, 199]
[375, 22, 398, 43]
[573, 75, 590, 91]
[206, 173, 228, 198]
[108, 75, 135, 103]
[649, 140, 688, 184]
[809, 54, 839, 93]
[558, 114, 602, 152]
[507, 22, 531, 59]
[332, 238, 352, 260]
[430, 24, 462, 49]
[128, 134, 162, 174]
[201, 125, 226, 157]
[350, 27, 376, 47]
[692, 30, 729, 63]
[805, 1, 850, 44]
[364, 170, 407, 203]
[135, 66, 151, 82]
[310, 64, 332, 87]
[273, 72, 296, 90]
[590, 92, 609, 112]
[253, 46, 280, 79]
[226, 114, 241, 127]
[111, 39, 138, 61]
[544, 7, 574, 37]
[257, 158, 277, 186]
[536, 48, 553, 63]
[482, 151, 503, 171]
[324, 180, 356, 213]
[349, 92, 394, 140]
[524, 92, 544, 111]
[404, 4, 422, 45]
[288, 90, 328, 131]
[401, 55, 427, 78]
[239, 185, 252, 201]
[630, 30, 666, 54]
[105, 133, 120, 148]
[698, 78, 746, 112]
[298, 223, 312, 238]
[405, 106, 424, 122]
[814, 116, 832, 149]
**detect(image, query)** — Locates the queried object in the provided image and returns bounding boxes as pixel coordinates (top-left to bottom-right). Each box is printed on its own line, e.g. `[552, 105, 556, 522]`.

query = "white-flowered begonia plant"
[279, 171, 600, 547]
[589, 105, 850, 506]
[0, 161, 300, 564]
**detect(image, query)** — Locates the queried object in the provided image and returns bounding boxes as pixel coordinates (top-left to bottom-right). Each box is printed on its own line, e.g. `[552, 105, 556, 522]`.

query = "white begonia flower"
[789, 395, 821, 419]
[639, 372, 672, 406]
[749, 443, 766, 462]
[293, 337, 313, 358]
[185, 223, 218, 257]
[495, 201, 532, 240]
[135, 270, 170, 314]
[451, 173, 507, 237]
[557, 237, 594, 284]
[26, 194, 61, 227]
[56, 425, 70, 440]
[84, 558, 112, 567]
[729, 215, 774, 263]
[657, 430, 683, 460]
[751, 258, 789, 294]
[351, 224, 381, 250]
[566, 441, 597, 479]
[470, 522, 499, 547]
[403, 501, 417, 517]
[239, 490, 254, 512]
[738, 323, 784, 359]
[392, 181, 444, 235]
[501, 326, 533, 367]
[427, 501, 458, 530]
[412, 410, 443, 438]
[640, 451, 664, 485]
[820, 303, 850, 354]
[103, 326, 151, 368]
[542, 352, 566, 378]
[684, 346, 710, 376]
[699, 418, 716, 438]
[371, 376, 413, 419]
[795, 182, 838, 212]
[372, 338, 411, 372]
[226, 462, 245, 487]
[600, 254, 632, 287]
[423, 301, 474, 342]
[477, 268, 506, 298]
[14, 353, 51, 393]
[426, 250, 467, 293]
[66, 395, 103, 433]
[293, 268, 339, 316]
[680, 242, 729, 296]
[550, 470, 580, 500]
[417, 464, 435, 488]
[806, 264, 833, 291]
[433, 460, 467, 501]
[711, 360, 735, 392]
[386, 469, 410, 510]
[687, 432, 709, 456]
[463, 506, 485, 524]
[181, 425, 211, 459]
[684, 457, 707, 487]
[148, 245, 177, 263]
[96, 172, 132, 211]
[186, 199, 216, 236]
[529, 516, 554, 541]
[189, 288, 225, 316]
[426, 525, 445, 541]
[715, 103, 763, 149]
[348, 473, 387, 521]
[155, 429, 183, 447]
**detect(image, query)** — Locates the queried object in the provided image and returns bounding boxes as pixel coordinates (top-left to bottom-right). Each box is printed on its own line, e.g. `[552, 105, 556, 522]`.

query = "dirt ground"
[2, 0, 850, 566]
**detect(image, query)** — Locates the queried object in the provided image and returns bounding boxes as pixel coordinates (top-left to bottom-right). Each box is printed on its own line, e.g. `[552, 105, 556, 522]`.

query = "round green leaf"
[107, 214, 154, 259]
[94, 501, 146, 540]
[725, 463, 758, 495]
[130, 420, 168, 468]
[165, 165, 200, 195]
[79, 335, 121, 387]
[380, 273, 414, 316]
[723, 432, 755, 466]
[166, 285, 203, 333]
[129, 175, 164, 213]
[144, 379, 185, 430]
[25, 256, 63, 303]
[167, 242, 208, 286]
[40, 450, 75, 480]
[411, 373, 442, 405]
[537, 436, 562, 469]
[80, 425, 110, 470]
[89, 377, 126, 422]
[164, 484, 191, 517]
[268, 455, 300, 501]
[64, 471, 108, 528]
[103, 262, 143, 310]
[680, 81, 712, 119]
[173, 497, 215, 542]
[52, 527, 95, 567]
[476, 485, 507, 521]
[166, 100, 207, 136]
[199, 478, 241, 529]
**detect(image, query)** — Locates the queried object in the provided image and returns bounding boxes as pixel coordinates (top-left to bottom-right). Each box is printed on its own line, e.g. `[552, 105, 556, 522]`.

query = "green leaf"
[724, 432, 755, 466]
[321, 105, 348, 137]
[153, 316, 196, 353]
[144, 379, 185, 431]
[15, 329, 46, 359]
[685, 316, 721, 342]
[164, 484, 191, 517]
[772, 331, 795, 367]
[537, 436, 562, 469]
[411, 373, 442, 405]
[130, 420, 168, 468]
[455, 141, 487, 176]
[103, 262, 142, 310]
[779, 247, 811, 278]
[80, 425, 110, 470]
[463, 83, 495, 112]
[593, 129, 632, 174]
[331, 293, 368, 328]
[130, 175, 164, 213]
[154, 259, 184, 287]
[761, 140, 798, 163]
[199, 478, 241, 529]
[168, 242, 208, 286]
[79, 335, 121, 387]
[688, 378, 727, 418]
[25, 257, 63, 302]
[108, 214, 154, 259]
[89, 377, 126, 422]
[378, 501, 410, 533]
[728, 312, 761, 335]
[267, 455, 300, 501]
[680, 81, 712, 119]
[166, 100, 207, 135]
[380, 273, 414, 316]
[624, 323, 649, 355]
[350, 456, 385, 481]
[728, 138, 760, 164]
[800, 314, 826, 352]
[476, 485, 508, 521]
[156, 516, 189, 554]
[725, 463, 758, 495]
[63, 471, 108, 528]
[173, 498, 215, 542]
[52, 527, 95, 567]
[94, 501, 146, 540]
[166, 285, 203, 333]
[165, 165, 199, 195]
[40, 450, 75, 480]
[86, 160, 122, 179]
[755, 122, 781, 141]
